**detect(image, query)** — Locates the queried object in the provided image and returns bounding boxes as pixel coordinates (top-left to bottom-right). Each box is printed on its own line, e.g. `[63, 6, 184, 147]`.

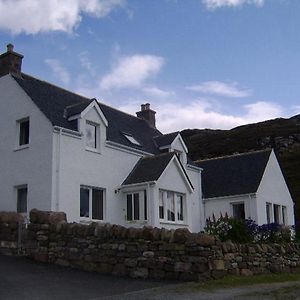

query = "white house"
[197, 150, 295, 226]
[0, 44, 203, 232]
[0, 44, 295, 231]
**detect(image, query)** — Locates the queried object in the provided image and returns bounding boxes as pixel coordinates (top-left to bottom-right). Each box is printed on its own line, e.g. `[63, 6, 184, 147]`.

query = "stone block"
[130, 268, 148, 279]
[211, 259, 225, 270]
[240, 269, 253, 276]
[174, 262, 192, 273]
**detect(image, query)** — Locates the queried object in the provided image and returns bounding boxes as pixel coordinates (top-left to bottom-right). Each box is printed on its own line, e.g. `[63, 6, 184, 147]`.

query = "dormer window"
[123, 133, 140, 146]
[85, 121, 99, 151]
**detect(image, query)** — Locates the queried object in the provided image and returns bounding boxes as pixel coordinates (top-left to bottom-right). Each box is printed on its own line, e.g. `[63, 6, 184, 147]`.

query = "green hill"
[181, 114, 300, 222]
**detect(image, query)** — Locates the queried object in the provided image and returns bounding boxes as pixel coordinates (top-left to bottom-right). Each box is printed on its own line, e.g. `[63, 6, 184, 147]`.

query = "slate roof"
[197, 150, 272, 199]
[13, 73, 162, 154]
[123, 152, 175, 185]
[153, 132, 179, 148]
[123, 152, 194, 189]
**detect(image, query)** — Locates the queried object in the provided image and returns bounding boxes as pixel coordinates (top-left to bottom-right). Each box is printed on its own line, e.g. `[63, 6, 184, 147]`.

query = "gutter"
[53, 125, 82, 137]
[203, 193, 257, 202]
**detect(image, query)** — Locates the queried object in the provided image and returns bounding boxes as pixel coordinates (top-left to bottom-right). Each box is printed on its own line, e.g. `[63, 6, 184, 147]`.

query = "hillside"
[181, 114, 300, 222]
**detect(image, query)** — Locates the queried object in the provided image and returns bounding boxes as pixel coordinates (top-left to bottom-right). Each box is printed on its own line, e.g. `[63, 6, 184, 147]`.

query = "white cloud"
[79, 51, 96, 76]
[292, 105, 300, 115]
[142, 86, 174, 98]
[118, 99, 283, 133]
[100, 55, 164, 90]
[203, 0, 265, 10]
[45, 59, 70, 85]
[187, 81, 252, 98]
[0, 0, 126, 34]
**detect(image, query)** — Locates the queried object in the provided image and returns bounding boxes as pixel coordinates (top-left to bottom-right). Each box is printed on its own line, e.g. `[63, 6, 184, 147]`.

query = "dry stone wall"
[1, 209, 300, 281]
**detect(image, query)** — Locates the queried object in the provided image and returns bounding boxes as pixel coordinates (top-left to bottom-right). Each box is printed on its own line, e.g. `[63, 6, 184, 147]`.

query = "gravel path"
[101, 281, 300, 300]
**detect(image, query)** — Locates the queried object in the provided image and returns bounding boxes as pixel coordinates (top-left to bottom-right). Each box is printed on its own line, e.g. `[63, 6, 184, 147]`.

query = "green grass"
[176, 273, 300, 292]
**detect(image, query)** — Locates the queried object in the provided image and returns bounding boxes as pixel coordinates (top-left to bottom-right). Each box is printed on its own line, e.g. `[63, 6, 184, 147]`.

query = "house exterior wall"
[204, 194, 257, 222]
[53, 106, 143, 225]
[256, 151, 295, 226]
[0, 75, 54, 213]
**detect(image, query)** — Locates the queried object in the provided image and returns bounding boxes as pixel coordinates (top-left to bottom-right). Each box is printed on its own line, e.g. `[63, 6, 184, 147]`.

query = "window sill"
[14, 145, 29, 152]
[126, 220, 147, 224]
[85, 147, 101, 155]
[160, 220, 188, 226]
[80, 218, 105, 224]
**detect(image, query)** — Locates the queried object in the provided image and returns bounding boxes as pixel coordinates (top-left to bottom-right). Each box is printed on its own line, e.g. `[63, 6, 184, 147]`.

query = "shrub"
[205, 215, 292, 243]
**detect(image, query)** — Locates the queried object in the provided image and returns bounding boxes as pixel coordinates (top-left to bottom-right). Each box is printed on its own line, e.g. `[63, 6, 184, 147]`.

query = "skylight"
[123, 133, 141, 146]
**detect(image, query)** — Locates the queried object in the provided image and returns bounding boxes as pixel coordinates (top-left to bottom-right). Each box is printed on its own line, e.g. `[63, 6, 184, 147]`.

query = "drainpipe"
[55, 128, 62, 211]
[199, 169, 205, 231]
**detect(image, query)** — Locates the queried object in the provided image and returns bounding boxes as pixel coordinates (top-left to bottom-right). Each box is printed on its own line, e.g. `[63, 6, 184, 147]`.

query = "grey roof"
[123, 152, 194, 189]
[13, 73, 162, 154]
[197, 150, 272, 198]
[123, 152, 175, 185]
[153, 132, 179, 148]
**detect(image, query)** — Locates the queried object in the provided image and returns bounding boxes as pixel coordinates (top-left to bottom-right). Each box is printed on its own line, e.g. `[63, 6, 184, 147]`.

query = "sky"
[0, 0, 299, 133]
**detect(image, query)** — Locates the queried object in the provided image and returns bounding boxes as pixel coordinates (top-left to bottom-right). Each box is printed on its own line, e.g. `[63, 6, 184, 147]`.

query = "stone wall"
[1, 209, 300, 281]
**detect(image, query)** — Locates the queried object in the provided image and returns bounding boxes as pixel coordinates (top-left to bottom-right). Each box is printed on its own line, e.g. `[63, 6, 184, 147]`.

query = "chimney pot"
[0, 43, 24, 78]
[136, 103, 156, 128]
[7, 43, 14, 52]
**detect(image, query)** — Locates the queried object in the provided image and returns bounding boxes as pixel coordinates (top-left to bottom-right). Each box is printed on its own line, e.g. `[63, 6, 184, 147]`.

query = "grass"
[175, 273, 300, 292]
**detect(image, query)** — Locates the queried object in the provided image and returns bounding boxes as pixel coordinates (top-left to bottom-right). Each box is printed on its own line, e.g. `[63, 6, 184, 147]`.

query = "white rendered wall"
[0, 75, 54, 213]
[53, 106, 143, 224]
[256, 151, 295, 226]
[152, 160, 202, 232]
[204, 194, 257, 222]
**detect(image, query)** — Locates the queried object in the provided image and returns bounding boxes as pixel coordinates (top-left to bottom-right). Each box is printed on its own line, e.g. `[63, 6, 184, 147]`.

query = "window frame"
[159, 189, 186, 224]
[266, 202, 272, 224]
[16, 117, 30, 150]
[273, 204, 281, 224]
[15, 185, 28, 214]
[126, 190, 147, 222]
[80, 185, 105, 221]
[231, 202, 245, 220]
[85, 121, 100, 152]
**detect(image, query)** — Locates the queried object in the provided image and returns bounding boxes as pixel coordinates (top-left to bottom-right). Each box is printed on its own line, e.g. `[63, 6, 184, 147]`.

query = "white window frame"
[266, 202, 272, 224]
[282, 206, 287, 225]
[85, 121, 100, 153]
[231, 202, 246, 220]
[159, 190, 186, 224]
[126, 190, 147, 222]
[80, 185, 105, 221]
[15, 184, 28, 215]
[123, 133, 141, 146]
[15, 117, 30, 150]
[273, 204, 281, 224]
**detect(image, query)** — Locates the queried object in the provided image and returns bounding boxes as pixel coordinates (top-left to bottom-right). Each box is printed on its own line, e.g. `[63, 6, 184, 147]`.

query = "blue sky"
[0, 0, 299, 133]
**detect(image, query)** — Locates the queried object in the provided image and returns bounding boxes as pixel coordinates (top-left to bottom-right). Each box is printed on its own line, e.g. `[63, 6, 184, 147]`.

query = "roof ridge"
[196, 149, 272, 163]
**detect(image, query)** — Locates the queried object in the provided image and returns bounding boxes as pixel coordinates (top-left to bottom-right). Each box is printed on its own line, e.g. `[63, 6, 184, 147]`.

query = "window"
[80, 186, 104, 220]
[85, 122, 98, 149]
[273, 204, 280, 224]
[18, 118, 29, 146]
[232, 203, 245, 220]
[126, 191, 147, 221]
[123, 133, 140, 146]
[266, 202, 272, 224]
[16, 186, 27, 213]
[282, 206, 287, 225]
[159, 190, 186, 223]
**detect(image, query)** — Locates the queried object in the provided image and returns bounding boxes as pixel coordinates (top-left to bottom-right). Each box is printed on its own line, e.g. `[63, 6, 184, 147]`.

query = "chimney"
[0, 44, 24, 78]
[136, 103, 156, 128]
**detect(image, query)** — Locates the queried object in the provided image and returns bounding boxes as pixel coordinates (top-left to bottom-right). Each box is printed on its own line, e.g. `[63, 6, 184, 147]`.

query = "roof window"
[123, 133, 141, 146]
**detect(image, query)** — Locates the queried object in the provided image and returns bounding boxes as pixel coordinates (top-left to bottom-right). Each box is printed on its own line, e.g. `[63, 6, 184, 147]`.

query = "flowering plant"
[205, 214, 293, 243]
